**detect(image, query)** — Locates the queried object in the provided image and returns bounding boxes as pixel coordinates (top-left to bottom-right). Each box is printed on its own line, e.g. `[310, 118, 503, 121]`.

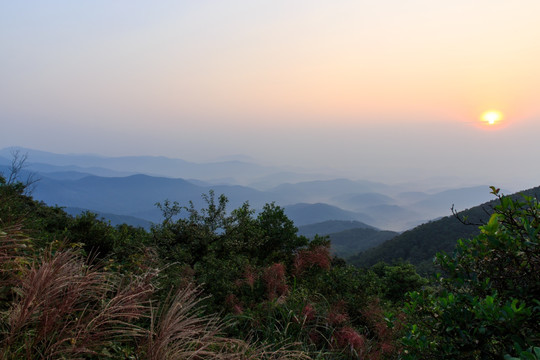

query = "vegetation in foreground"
[0, 170, 538, 359]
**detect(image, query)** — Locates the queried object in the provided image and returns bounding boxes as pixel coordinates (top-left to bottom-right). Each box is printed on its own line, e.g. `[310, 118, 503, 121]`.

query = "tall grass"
[1, 246, 153, 359]
[0, 225, 310, 359]
[146, 285, 312, 359]
[147, 285, 225, 359]
[0, 223, 30, 285]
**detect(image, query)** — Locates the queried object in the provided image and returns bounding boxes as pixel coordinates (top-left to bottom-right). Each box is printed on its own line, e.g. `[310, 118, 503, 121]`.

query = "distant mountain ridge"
[2, 147, 504, 232]
[0, 147, 311, 186]
[32, 173, 277, 223]
[297, 220, 376, 238]
[64, 207, 153, 229]
[284, 203, 374, 227]
[297, 220, 398, 259]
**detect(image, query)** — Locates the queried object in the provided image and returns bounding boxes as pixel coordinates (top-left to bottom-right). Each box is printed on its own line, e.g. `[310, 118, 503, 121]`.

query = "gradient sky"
[1, 1, 539, 190]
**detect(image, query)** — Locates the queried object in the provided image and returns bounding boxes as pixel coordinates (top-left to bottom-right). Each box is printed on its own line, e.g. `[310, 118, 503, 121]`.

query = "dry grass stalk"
[226, 340, 313, 360]
[147, 285, 227, 360]
[146, 284, 312, 360]
[0, 248, 154, 359]
[0, 226, 311, 359]
[0, 223, 30, 283]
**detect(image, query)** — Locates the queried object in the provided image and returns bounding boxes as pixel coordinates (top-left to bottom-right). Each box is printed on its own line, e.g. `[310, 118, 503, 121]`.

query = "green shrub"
[403, 188, 540, 359]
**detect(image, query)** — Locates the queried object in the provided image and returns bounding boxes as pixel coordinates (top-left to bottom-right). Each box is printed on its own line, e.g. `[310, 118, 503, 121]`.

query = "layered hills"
[1, 147, 505, 239]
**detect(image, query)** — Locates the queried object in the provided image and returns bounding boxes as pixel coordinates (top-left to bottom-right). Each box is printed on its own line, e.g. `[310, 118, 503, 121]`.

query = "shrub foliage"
[403, 187, 540, 359]
[2, 171, 538, 359]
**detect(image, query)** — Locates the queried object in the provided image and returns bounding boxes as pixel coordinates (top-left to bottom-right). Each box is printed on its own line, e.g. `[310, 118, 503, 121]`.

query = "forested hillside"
[297, 220, 398, 257]
[349, 186, 540, 274]
[0, 173, 537, 359]
[327, 227, 398, 258]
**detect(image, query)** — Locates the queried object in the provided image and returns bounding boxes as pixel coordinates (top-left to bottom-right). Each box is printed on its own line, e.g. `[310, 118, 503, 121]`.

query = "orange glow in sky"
[1, 1, 540, 189]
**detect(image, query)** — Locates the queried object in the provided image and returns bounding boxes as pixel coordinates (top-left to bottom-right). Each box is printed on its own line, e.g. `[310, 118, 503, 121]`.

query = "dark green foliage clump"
[403, 188, 540, 359]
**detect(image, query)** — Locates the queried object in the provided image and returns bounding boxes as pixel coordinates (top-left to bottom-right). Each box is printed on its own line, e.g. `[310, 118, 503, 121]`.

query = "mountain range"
[1, 147, 504, 233]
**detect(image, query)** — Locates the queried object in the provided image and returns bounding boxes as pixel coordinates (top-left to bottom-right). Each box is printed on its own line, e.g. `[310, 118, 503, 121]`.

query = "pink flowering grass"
[263, 263, 288, 301]
[293, 245, 331, 276]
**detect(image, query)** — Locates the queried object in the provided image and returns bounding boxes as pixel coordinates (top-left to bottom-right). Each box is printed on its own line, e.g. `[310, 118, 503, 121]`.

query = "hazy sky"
[1, 1, 539, 189]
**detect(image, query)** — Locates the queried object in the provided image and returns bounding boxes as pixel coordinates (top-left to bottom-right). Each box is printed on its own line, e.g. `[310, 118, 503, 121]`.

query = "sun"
[481, 110, 503, 125]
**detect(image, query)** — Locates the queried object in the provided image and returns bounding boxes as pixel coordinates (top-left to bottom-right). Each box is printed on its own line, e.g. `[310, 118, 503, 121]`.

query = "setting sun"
[482, 111, 503, 125]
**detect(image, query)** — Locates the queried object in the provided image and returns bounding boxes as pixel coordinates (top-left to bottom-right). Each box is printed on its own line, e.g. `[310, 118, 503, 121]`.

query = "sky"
[1, 1, 540, 190]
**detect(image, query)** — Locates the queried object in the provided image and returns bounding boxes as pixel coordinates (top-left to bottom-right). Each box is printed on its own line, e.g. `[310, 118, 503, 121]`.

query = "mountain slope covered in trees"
[326, 227, 399, 258]
[350, 185, 540, 273]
